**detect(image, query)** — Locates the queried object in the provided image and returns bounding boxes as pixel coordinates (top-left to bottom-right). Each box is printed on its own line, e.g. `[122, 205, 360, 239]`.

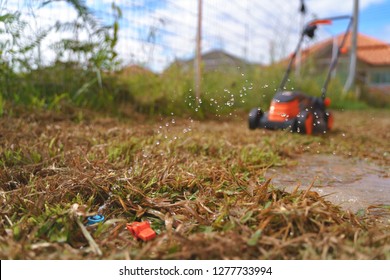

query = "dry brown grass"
[0, 109, 389, 259]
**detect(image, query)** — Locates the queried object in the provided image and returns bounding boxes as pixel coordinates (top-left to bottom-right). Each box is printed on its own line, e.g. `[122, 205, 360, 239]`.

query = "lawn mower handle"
[320, 16, 353, 100]
[278, 15, 353, 100]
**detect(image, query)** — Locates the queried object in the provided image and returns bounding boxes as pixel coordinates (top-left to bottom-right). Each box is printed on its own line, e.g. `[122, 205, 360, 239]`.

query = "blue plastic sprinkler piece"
[86, 215, 105, 226]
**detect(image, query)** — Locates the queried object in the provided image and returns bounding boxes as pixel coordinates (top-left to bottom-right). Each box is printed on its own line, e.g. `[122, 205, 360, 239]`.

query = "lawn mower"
[249, 15, 353, 134]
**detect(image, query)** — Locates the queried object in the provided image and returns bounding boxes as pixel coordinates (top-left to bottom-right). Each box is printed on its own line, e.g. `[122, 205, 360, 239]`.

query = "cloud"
[3, 1, 81, 66]
[116, 0, 301, 70]
[306, 0, 385, 17]
[383, 24, 390, 42]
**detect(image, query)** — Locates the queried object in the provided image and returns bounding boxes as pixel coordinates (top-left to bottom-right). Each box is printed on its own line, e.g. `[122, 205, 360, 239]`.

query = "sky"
[4, 0, 390, 72]
[308, 0, 390, 39]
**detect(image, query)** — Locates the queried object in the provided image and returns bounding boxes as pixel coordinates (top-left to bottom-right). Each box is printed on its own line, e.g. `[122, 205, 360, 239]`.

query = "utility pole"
[244, 0, 249, 62]
[194, 0, 203, 103]
[296, 0, 306, 78]
[343, 0, 359, 95]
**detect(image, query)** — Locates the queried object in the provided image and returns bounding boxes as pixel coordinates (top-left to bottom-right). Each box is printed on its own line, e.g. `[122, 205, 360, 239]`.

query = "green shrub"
[360, 87, 390, 108]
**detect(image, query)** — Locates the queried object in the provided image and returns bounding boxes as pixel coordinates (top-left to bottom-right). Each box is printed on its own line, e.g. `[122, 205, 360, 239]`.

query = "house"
[119, 64, 156, 76]
[294, 32, 390, 94]
[166, 50, 251, 73]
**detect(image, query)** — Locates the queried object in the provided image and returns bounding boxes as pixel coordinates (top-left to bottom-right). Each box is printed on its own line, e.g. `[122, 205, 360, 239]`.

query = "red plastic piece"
[138, 228, 156, 241]
[126, 221, 156, 241]
[310, 19, 332, 26]
[324, 97, 331, 107]
[327, 112, 334, 130]
[305, 112, 313, 135]
[340, 47, 348, 54]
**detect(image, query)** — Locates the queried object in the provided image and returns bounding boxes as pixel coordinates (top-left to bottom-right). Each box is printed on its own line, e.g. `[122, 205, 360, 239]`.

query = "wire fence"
[4, 0, 316, 73]
[4, 0, 389, 73]
[112, 0, 305, 72]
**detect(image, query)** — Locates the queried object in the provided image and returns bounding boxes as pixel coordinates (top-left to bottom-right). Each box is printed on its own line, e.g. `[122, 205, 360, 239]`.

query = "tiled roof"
[299, 32, 390, 66]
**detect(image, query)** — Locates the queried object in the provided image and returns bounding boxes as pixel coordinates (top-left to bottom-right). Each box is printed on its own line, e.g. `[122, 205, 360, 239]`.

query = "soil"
[266, 154, 390, 213]
[1, 108, 390, 259]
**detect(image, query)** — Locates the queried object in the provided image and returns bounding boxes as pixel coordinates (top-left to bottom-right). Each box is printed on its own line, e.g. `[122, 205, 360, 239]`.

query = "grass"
[0, 108, 389, 259]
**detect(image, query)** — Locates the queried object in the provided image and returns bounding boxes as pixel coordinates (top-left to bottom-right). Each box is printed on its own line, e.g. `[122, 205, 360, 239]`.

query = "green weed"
[107, 138, 142, 164]
[0, 149, 23, 166]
